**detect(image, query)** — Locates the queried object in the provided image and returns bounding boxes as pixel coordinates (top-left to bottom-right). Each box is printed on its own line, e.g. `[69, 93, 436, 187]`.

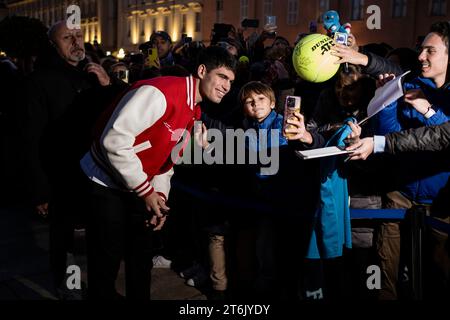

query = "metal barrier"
[350, 206, 449, 300]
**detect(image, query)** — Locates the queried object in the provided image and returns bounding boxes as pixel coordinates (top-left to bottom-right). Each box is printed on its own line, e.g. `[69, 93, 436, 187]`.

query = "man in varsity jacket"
[80, 46, 237, 300]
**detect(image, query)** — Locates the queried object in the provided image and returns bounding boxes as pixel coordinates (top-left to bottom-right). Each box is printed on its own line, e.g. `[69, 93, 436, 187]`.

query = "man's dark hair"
[196, 45, 237, 74]
[430, 21, 450, 52]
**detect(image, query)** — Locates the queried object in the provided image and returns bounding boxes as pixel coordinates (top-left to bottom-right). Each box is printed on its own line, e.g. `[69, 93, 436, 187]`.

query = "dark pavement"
[0, 204, 206, 300]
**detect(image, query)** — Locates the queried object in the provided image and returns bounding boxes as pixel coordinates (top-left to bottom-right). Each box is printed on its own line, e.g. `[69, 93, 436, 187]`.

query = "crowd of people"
[0, 16, 449, 301]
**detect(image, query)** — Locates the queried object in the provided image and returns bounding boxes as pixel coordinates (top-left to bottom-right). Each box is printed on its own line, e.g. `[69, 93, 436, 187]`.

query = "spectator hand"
[284, 112, 313, 144]
[404, 89, 432, 115]
[346, 137, 375, 160]
[331, 44, 368, 66]
[36, 202, 49, 218]
[344, 121, 361, 146]
[376, 73, 395, 88]
[85, 63, 111, 86]
[194, 122, 209, 149]
[144, 192, 170, 231]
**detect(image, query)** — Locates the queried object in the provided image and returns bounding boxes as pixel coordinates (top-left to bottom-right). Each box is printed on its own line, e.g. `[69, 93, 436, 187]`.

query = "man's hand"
[36, 203, 49, 218]
[85, 62, 111, 86]
[331, 43, 368, 66]
[284, 112, 313, 144]
[404, 89, 432, 115]
[194, 122, 209, 149]
[376, 73, 395, 88]
[346, 137, 375, 160]
[144, 192, 170, 231]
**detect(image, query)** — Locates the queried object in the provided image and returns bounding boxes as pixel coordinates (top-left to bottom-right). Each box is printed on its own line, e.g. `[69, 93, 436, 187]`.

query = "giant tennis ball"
[292, 33, 340, 83]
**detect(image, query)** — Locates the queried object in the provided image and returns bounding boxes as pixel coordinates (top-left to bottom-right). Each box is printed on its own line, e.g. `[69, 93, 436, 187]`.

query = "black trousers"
[49, 169, 87, 289]
[86, 180, 154, 300]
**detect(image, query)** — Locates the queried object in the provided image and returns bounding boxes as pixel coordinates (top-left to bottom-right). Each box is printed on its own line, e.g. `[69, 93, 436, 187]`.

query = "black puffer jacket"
[385, 122, 450, 214]
[385, 122, 450, 154]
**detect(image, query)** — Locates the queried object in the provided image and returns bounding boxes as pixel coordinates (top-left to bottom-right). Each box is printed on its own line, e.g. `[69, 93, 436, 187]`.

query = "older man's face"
[53, 24, 85, 66]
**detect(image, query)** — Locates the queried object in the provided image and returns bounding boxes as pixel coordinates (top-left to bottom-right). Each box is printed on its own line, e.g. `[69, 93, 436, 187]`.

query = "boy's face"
[418, 32, 448, 85]
[198, 66, 235, 103]
[243, 92, 275, 122]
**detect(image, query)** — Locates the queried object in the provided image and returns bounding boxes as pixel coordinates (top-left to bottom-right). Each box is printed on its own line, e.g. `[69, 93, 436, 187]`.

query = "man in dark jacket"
[20, 20, 121, 298]
[347, 120, 450, 298]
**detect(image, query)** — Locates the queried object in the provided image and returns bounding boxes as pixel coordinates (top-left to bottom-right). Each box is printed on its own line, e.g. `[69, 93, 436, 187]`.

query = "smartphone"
[334, 32, 349, 73]
[283, 96, 302, 139]
[146, 47, 159, 69]
[334, 32, 348, 45]
[117, 70, 129, 83]
[184, 36, 192, 44]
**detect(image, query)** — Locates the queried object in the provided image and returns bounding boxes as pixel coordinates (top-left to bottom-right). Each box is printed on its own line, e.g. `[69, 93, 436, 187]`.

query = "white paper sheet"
[295, 146, 354, 160]
[366, 70, 411, 118]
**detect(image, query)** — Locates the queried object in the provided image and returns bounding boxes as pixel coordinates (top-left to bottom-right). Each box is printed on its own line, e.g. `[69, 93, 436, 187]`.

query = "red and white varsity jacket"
[80, 75, 201, 200]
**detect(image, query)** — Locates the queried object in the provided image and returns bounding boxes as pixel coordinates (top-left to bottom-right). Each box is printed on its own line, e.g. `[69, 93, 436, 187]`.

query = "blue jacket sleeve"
[423, 109, 450, 126]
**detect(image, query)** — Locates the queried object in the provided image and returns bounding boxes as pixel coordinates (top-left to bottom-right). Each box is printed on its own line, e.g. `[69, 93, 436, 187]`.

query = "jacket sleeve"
[100, 85, 167, 198]
[151, 168, 174, 201]
[385, 122, 450, 154]
[362, 51, 403, 78]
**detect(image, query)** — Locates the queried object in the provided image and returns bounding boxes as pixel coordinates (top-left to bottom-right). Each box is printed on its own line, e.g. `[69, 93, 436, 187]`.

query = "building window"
[181, 14, 187, 34]
[216, 0, 223, 22]
[264, 0, 273, 16]
[319, 0, 330, 12]
[195, 12, 201, 33]
[241, 0, 249, 21]
[351, 0, 365, 20]
[392, 0, 407, 17]
[287, 0, 299, 25]
[431, 0, 447, 16]
[164, 15, 169, 32]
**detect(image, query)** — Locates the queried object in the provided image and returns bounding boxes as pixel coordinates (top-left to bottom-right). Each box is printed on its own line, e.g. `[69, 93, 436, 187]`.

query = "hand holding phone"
[283, 96, 301, 139]
[334, 32, 349, 73]
[145, 48, 160, 69]
[264, 16, 277, 38]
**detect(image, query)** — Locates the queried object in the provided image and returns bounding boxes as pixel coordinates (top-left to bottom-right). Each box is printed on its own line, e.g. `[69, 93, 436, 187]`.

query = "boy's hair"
[430, 21, 450, 53]
[239, 81, 275, 106]
[196, 46, 237, 74]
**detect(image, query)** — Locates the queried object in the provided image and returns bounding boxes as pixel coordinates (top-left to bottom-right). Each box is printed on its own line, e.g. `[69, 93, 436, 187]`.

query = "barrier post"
[407, 205, 426, 300]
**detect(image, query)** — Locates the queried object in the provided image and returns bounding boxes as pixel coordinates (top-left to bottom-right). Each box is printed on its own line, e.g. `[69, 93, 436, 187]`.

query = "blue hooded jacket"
[375, 76, 450, 204]
[307, 119, 353, 259]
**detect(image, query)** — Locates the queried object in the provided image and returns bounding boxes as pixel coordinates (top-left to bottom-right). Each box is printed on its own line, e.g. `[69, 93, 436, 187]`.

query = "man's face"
[198, 66, 235, 103]
[53, 25, 85, 66]
[418, 32, 448, 84]
[152, 36, 172, 59]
